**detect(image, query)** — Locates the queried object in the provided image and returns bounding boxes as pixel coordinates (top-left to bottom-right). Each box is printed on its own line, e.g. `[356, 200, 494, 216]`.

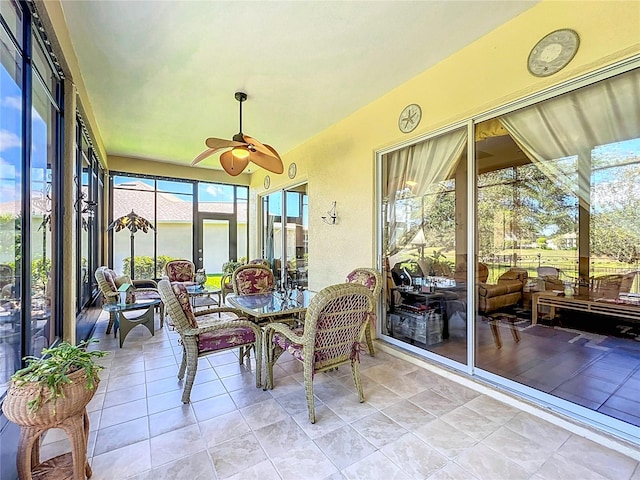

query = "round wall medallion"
[288, 162, 297, 179]
[527, 29, 580, 77]
[263, 175, 270, 189]
[398, 104, 421, 133]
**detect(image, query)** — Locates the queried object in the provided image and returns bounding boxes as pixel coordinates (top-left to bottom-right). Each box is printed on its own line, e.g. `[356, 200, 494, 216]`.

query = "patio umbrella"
[107, 210, 154, 280]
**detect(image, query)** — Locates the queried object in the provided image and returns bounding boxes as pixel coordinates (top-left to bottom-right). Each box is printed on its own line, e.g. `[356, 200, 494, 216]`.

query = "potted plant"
[2, 338, 108, 427]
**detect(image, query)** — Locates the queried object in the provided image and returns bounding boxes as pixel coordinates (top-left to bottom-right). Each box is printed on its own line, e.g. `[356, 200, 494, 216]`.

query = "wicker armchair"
[346, 267, 382, 356]
[264, 283, 374, 423]
[158, 279, 262, 403]
[164, 259, 196, 284]
[231, 264, 275, 295]
[94, 266, 164, 333]
[221, 260, 271, 302]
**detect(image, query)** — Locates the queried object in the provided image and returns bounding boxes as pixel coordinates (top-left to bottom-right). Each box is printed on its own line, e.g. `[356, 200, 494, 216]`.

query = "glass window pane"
[79, 156, 90, 306]
[157, 179, 192, 195]
[0, 29, 23, 394]
[30, 74, 53, 357]
[284, 186, 308, 288]
[262, 190, 283, 282]
[236, 187, 248, 267]
[157, 189, 192, 276]
[198, 183, 234, 213]
[31, 31, 57, 95]
[111, 178, 156, 278]
[0, 0, 22, 47]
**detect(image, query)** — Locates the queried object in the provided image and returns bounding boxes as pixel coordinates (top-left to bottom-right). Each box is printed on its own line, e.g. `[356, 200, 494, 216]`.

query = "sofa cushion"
[479, 280, 522, 298]
[499, 270, 521, 281]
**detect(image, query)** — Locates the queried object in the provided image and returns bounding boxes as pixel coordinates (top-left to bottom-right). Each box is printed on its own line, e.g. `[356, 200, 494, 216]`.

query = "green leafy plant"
[222, 257, 247, 274]
[11, 339, 109, 414]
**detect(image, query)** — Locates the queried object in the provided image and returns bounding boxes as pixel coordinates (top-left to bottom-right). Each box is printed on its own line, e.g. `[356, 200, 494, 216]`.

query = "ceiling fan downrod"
[233, 92, 247, 141]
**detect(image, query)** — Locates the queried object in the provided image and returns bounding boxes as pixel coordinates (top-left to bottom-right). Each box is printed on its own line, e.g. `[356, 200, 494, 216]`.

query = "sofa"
[478, 268, 528, 314]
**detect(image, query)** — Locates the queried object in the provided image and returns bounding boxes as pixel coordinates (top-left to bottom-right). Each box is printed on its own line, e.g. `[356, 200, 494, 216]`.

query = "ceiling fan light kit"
[192, 92, 284, 176]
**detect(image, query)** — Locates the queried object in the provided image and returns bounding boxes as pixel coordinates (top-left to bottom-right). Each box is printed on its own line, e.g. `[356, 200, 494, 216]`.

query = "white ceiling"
[59, 1, 538, 171]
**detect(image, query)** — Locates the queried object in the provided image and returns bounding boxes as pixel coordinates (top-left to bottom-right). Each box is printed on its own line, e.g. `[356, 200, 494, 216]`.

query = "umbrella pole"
[130, 232, 135, 280]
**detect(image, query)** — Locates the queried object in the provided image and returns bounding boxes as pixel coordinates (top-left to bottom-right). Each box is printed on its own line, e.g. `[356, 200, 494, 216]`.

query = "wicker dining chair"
[158, 279, 262, 403]
[264, 283, 375, 423]
[164, 259, 197, 284]
[232, 264, 275, 295]
[221, 260, 271, 302]
[346, 267, 382, 356]
[95, 266, 164, 333]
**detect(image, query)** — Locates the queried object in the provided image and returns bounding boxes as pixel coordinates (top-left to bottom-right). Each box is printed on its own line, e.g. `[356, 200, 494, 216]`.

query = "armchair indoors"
[478, 268, 528, 314]
[264, 283, 375, 423]
[164, 259, 196, 284]
[345, 267, 382, 356]
[231, 264, 275, 295]
[158, 279, 262, 403]
[94, 266, 164, 333]
[591, 271, 637, 299]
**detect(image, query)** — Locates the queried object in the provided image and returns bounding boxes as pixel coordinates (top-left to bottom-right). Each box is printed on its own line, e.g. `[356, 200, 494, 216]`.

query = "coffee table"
[102, 299, 160, 347]
[532, 291, 640, 325]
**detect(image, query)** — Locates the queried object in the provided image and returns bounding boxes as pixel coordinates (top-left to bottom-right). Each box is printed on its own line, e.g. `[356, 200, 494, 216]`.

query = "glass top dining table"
[226, 290, 315, 322]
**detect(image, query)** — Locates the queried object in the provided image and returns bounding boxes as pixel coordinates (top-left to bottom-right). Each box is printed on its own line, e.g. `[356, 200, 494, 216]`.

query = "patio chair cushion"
[103, 268, 118, 291]
[171, 282, 197, 328]
[166, 260, 196, 283]
[346, 269, 378, 292]
[199, 326, 257, 352]
[273, 326, 305, 362]
[233, 265, 275, 294]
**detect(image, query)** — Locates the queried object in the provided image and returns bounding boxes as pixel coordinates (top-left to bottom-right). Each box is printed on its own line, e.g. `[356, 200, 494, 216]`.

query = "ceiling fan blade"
[242, 134, 278, 158]
[263, 143, 282, 160]
[248, 150, 284, 174]
[191, 148, 219, 166]
[219, 150, 250, 176]
[205, 137, 246, 150]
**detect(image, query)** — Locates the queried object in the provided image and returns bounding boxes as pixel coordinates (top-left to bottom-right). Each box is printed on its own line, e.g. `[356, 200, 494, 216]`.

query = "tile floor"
[40, 312, 640, 480]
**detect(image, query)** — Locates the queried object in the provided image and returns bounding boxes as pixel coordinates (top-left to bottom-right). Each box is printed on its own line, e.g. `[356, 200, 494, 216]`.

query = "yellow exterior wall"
[251, 0, 640, 291]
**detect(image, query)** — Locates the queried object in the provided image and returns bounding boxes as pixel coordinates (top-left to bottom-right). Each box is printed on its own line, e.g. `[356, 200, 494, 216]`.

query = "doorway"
[196, 214, 237, 275]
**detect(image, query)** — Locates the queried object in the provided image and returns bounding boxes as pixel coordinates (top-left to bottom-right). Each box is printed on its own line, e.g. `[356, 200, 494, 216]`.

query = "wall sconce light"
[322, 201, 338, 225]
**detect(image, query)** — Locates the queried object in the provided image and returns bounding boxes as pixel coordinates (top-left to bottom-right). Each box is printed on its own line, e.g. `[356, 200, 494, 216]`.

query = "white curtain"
[499, 68, 640, 206]
[384, 128, 466, 256]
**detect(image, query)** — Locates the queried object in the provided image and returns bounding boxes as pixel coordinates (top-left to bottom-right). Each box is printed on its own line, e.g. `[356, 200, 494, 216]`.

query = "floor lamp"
[107, 210, 154, 280]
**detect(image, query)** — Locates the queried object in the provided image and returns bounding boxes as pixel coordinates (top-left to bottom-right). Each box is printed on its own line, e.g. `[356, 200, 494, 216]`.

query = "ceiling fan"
[191, 92, 284, 176]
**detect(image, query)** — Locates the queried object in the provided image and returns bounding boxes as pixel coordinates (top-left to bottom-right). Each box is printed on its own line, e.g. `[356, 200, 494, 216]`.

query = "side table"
[18, 409, 91, 480]
[102, 299, 160, 347]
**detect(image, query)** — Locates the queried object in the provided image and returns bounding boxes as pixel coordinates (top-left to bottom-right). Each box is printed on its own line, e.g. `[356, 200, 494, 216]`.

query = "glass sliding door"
[262, 190, 284, 283]
[261, 184, 308, 288]
[284, 185, 308, 288]
[381, 127, 468, 365]
[475, 68, 640, 432]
